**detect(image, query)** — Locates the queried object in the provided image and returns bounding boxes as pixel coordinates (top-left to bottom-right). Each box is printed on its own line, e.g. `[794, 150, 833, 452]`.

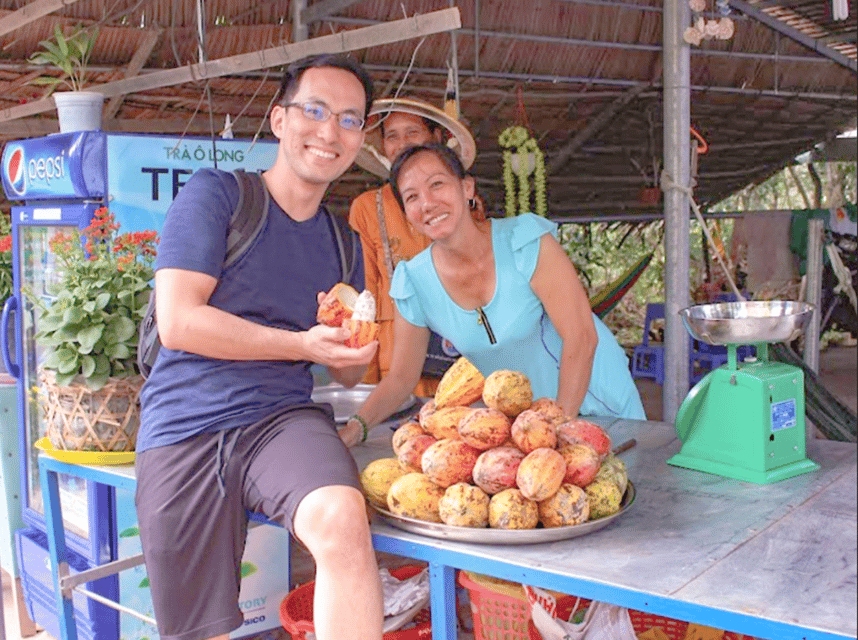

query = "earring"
[468, 198, 477, 209]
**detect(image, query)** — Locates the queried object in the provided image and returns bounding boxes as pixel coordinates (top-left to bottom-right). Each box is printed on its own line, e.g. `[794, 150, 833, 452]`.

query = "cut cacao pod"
[342, 318, 380, 348]
[317, 282, 359, 327]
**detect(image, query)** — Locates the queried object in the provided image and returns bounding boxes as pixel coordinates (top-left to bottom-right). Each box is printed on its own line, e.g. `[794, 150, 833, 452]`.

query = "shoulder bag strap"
[376, 187, 395, 280]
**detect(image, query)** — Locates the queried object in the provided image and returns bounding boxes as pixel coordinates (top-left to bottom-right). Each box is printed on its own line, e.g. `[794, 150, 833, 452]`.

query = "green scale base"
[669, 359, 820, 484]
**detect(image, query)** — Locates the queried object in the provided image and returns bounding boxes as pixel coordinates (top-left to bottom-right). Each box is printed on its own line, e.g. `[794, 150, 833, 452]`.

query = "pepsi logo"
[4, 145, 25, 197]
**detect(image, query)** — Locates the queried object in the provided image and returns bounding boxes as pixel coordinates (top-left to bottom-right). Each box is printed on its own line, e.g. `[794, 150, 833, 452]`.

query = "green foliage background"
[557, 160, 856, 348]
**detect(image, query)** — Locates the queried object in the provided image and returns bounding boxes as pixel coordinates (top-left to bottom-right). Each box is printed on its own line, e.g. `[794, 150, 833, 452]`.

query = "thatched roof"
[1, 0, 855, 218]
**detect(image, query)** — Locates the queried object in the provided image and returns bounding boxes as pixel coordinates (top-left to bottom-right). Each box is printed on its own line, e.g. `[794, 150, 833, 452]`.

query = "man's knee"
[294, 485, 371, 553]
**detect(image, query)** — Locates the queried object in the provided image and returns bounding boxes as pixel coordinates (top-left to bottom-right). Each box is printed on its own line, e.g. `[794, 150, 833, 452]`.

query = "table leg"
[428, 563, 456, 640]
[39, 461, 78, 640]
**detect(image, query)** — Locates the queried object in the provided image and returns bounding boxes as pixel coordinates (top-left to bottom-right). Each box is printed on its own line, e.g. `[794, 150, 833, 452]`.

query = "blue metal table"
[41, 419, 857, 640]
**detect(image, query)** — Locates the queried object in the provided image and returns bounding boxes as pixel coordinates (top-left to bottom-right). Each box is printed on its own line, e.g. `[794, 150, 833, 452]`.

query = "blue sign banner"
[105, 134, 277, 235]
[1, 132, 106, 200]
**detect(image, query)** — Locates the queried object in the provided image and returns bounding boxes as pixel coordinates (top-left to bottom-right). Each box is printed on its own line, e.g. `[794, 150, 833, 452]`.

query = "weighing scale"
[669, 300, 820, 484]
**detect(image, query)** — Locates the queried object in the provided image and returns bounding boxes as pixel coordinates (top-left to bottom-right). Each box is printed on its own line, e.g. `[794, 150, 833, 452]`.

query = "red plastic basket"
[279, 564, 431, 640]
[528, 606, 754, 640]
[458, 570, 589, 640]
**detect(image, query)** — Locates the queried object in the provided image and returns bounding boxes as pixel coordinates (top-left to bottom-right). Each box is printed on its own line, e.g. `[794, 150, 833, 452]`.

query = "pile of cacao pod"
[359, 357, 629, 530]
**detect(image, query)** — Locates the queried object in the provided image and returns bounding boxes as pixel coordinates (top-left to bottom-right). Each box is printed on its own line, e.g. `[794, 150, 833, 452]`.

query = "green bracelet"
[351, 414, 369, 443]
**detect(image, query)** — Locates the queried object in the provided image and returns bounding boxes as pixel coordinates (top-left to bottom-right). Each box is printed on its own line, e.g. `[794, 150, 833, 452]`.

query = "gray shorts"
[134, 404, 360, 640]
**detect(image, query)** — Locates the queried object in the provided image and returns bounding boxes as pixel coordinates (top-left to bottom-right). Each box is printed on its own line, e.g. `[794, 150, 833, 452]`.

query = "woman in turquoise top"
[347, 143, 643, 443]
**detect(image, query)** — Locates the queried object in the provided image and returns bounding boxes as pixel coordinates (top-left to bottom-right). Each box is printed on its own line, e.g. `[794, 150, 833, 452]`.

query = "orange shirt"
[348, 184, 438, 398]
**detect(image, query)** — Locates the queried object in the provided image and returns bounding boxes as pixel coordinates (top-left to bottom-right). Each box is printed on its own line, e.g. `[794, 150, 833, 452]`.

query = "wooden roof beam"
[104, 29, 162, 120]
[548, 84, 648, 174]
[0, 7, 461, 123]
[728, 0, 858, 72]
[0, 0, 84, 37]
[0, 116, 266, 137]
[361, 63, 856, 101]
[301, 0, 363, 25]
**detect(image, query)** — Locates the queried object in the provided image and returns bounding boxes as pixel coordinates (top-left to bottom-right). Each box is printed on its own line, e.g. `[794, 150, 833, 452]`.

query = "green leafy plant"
[28, 24, 99, 92]
[27, 207, 158, 390]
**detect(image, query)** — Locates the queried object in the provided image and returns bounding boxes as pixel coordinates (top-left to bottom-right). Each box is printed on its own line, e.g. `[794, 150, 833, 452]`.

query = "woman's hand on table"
[339, 415, 368, 448]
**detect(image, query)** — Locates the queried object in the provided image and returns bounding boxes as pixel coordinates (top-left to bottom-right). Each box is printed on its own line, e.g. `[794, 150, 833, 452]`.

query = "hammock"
[590, 253, 654, 319]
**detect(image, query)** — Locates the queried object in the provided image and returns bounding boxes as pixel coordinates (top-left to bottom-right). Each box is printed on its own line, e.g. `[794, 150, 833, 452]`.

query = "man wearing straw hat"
[341, 97, 476, 441]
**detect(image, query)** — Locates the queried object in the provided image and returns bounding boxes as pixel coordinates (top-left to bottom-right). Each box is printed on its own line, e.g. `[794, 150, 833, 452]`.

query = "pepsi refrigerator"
[1, 132, 293, 640]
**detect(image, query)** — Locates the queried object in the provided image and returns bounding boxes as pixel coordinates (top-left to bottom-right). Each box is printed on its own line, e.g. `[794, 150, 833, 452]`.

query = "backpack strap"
[226, 169, 270, 269]
[324, 207, 359, 284]
[137, 169, 271, 379]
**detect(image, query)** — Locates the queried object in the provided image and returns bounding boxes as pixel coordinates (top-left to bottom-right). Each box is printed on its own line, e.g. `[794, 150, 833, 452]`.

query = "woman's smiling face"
[397, 151, 475, 239]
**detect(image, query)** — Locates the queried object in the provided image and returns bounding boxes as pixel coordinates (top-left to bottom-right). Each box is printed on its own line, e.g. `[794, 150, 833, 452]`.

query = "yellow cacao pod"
[439, 482, 490, 528]
[482, 370, 533, 418]
[359, 458, 407, 510]
[386, 473, 445, 523]
[434, 357, 485, 409]
[422, 405, 472, 440]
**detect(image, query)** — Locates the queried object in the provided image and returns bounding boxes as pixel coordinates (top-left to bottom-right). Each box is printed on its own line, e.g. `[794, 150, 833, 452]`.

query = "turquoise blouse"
[390, 214, 645, 419]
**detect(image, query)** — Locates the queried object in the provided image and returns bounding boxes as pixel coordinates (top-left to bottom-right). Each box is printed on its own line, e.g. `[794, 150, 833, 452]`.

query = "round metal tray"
[679, 300, 814, 346]
[372, 481, 635, 545]
[311, 383, 419, 424]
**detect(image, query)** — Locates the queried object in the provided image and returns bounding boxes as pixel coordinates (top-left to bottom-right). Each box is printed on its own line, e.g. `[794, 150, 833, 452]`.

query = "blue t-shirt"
[138, 168, 364, 451]
[390, 213, 644, 419]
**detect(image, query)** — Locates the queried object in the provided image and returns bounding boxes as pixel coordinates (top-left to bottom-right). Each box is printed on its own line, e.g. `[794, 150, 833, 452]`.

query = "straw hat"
[355, 97, 477, 178]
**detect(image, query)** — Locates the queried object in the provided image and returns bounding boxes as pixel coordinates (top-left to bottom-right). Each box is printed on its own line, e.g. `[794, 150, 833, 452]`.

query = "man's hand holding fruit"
[313, 283, 380, 389]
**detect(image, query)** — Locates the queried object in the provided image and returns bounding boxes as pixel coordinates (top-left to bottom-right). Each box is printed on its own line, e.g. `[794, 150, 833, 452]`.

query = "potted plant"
[26, 207, 158, 451]
[29, 24, 104, 132]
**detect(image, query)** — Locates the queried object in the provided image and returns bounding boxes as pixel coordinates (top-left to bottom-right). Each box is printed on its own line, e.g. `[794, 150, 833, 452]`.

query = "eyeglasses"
[285, 101, 365, 132]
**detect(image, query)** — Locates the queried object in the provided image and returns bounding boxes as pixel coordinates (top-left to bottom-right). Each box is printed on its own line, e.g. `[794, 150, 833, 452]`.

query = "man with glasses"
[136, 54, 383, 640]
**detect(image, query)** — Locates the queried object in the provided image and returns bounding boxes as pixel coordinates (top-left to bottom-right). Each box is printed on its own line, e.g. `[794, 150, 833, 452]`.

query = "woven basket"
[458, 571, 588, 640]
[40, 370, 142, 452]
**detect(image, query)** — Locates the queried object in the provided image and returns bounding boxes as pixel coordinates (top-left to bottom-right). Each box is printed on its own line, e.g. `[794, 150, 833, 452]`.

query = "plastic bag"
[304, 568, 429, 640]
[527, 585, 637, 640]
[380, 567, 429, 632]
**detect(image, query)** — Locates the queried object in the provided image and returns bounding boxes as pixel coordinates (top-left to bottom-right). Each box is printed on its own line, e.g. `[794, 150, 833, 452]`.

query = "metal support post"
[804, 218, 824, 375]
[662, 0, 692, 421]
[428, 563, 456, 640]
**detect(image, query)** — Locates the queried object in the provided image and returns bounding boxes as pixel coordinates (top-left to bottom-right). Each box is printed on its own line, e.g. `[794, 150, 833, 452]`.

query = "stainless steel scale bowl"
[670, 300, 819, 484]
[680, 300, 814, 346]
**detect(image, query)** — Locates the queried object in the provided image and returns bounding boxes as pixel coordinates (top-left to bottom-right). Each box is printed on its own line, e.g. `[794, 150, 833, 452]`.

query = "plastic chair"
[689, 341, 757, 384]
[631, 303, 665, 385]
[689, 340, 728, 384]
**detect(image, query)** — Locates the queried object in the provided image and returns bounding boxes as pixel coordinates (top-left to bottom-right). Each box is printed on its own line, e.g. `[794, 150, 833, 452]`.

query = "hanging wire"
[364, 35, 427, 135]
[171, 87, 209, 153]
[514, 86, 533, 134]
[233, 68, 272, 127]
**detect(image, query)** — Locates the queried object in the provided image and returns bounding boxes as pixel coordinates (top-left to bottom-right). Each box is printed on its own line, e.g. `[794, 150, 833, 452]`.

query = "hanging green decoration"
[498, 125, 547, 217]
